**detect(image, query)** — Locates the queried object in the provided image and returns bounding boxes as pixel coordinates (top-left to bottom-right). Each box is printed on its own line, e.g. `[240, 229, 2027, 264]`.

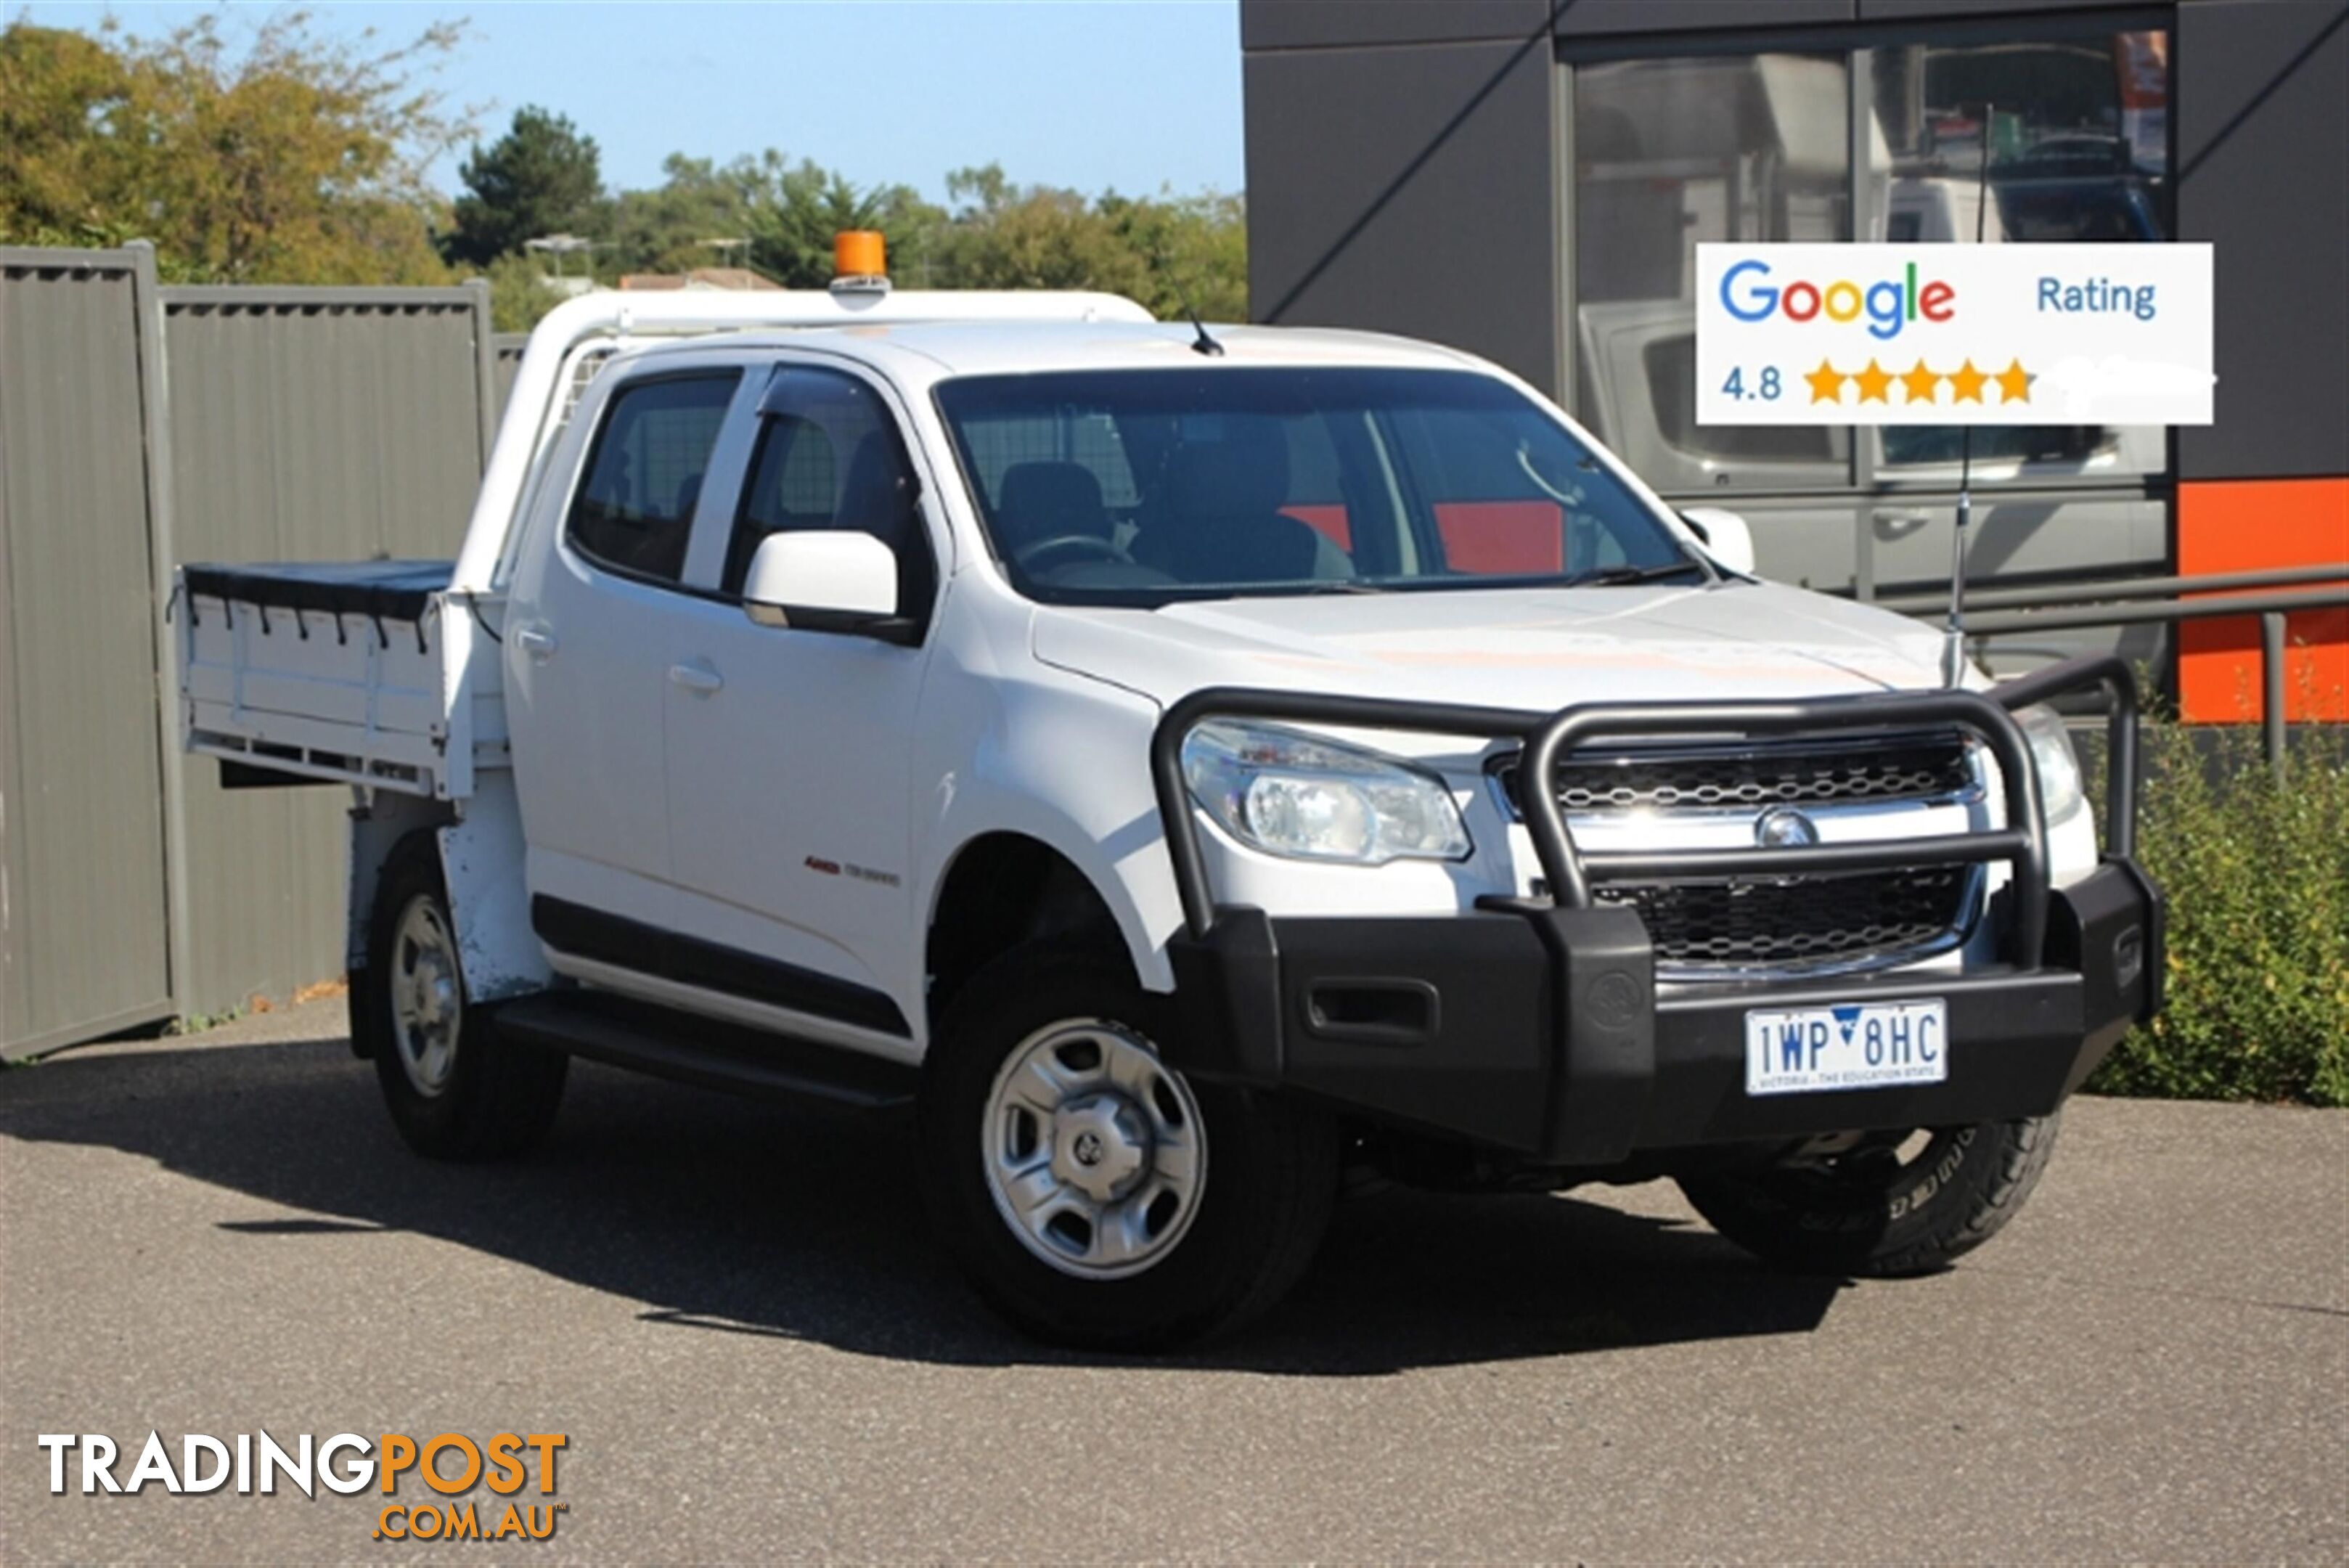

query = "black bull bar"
[1147, 654, 2161, 1164]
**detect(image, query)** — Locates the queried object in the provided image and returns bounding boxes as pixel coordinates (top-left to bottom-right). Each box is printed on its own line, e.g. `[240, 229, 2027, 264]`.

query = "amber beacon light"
[831, 230, 889, 293]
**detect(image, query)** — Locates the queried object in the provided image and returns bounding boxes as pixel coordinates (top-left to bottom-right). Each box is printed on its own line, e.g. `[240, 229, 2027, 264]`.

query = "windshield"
[933, 367, 1699, 605]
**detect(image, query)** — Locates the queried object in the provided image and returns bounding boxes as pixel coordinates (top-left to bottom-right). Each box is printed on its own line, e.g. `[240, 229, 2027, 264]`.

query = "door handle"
[1873, 508, 1933, 536]
[514, 625, 558, 660]
[668, 659, 724, 696]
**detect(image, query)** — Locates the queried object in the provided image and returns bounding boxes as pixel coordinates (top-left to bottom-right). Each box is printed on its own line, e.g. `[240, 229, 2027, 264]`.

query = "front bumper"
[1151, 655, 2163, 1166]
[1167, 858, 2160, 1164]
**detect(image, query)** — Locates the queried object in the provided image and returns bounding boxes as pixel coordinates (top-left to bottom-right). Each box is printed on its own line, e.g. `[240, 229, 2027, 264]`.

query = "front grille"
[1498, 731, 1975, 814]
[1596, 867, 1977, 971]
[1494, 730, 1985, 974]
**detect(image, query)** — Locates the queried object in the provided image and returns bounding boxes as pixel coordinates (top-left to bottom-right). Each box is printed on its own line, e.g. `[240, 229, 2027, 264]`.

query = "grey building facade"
[1242, 0, 2349, 714]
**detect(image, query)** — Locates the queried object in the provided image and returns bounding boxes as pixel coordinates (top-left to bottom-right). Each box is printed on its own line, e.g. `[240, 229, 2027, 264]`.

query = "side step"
[491, 989, 917, 1111]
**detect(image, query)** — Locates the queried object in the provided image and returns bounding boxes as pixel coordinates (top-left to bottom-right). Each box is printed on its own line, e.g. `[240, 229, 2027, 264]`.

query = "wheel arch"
[348, 794, 451, 1060]
[924, 829, 1163, 1027]
[350, 776, 548, 1060]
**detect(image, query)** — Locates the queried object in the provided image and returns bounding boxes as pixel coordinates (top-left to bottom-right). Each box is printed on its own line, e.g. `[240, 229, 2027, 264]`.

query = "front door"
[660, 363, 940, 1050]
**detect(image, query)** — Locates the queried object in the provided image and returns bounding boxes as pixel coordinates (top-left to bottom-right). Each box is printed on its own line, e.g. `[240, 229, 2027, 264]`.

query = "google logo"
[1720, 258, 1956, 340]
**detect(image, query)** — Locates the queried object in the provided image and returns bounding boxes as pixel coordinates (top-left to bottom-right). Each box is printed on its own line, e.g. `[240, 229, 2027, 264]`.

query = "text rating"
[1716, 365, 1785, 403]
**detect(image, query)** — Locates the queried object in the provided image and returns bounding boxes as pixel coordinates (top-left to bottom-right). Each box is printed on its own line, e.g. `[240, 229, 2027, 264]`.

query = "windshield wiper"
[1558, 560, 1709, 589]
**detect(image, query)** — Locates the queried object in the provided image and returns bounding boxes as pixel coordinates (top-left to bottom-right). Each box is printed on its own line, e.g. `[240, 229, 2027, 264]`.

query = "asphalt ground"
[2, 996, 2342, 1564]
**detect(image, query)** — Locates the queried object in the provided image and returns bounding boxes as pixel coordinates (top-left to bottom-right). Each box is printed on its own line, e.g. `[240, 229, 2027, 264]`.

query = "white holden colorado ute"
[179, 243, 2161, 1347]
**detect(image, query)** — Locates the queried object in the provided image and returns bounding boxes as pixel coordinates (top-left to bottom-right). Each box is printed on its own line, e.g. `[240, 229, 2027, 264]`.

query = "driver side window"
[722, 367, 936, 626]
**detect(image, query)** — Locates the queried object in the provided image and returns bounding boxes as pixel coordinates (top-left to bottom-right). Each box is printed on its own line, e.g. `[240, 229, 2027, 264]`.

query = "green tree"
[929, 165, 1247, 320]
[595, 151, 944, 287]
[1102, 189, 1247, 323]
[740, 154, 940, 289]
[0, 12, 469, 284]
[0, 23, 130, 241]
[600, 152, 769, 277]
[1, 15, 1249, 310]
[934, 164, 1142, 297]
[443, 105, 603, 267]
[484, 250, 561, 333]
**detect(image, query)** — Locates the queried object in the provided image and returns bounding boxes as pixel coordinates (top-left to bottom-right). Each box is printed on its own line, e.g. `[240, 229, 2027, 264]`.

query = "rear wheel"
[920, 948, 1337, 1349]
[364, 835, 567, 1160]
[1678, 1114, 2060, 1276]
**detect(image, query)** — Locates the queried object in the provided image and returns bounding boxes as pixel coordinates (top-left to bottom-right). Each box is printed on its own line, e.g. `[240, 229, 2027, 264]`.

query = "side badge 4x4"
[806, 854, 902, 889]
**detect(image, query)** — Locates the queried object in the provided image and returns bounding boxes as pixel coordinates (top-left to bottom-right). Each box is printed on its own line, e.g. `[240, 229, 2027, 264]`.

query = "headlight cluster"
[1181, 721, 1471, 865]
[2014, 703, 2086, 824]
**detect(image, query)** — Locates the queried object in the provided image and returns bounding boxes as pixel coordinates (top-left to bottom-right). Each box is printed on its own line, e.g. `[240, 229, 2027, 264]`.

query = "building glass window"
[1568, 28, 2171, 493]
[1572, 52, 1853, 492]
[1866, 32, 2170, 478]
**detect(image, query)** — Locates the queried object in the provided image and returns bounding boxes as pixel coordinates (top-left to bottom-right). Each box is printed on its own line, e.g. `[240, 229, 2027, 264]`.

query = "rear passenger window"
[567, 373, 740, 582]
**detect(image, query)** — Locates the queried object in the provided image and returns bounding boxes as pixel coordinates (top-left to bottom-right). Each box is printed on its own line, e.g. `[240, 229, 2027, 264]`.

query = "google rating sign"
[1696, 242, 2213, 428]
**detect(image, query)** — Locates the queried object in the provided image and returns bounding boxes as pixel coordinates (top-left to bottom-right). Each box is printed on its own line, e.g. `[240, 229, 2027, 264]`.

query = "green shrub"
[2086, 719, 2349, 1106]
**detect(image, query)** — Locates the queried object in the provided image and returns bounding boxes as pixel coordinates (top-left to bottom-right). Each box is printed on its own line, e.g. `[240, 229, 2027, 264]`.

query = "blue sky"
[20, 2, 1246, 203]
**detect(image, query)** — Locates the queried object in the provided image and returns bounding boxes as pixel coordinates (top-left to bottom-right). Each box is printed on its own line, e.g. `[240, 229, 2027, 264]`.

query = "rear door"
[504, 365, 748, 937]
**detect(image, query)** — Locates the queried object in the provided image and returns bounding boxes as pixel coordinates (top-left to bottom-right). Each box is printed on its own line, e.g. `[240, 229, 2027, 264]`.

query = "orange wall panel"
[2177, 478, 2349, 722]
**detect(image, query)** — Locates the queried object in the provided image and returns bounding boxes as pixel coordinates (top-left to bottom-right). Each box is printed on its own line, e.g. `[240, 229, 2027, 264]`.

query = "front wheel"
[920, 950, 1337, 1349]
[1678, 1114, 2061, 1277]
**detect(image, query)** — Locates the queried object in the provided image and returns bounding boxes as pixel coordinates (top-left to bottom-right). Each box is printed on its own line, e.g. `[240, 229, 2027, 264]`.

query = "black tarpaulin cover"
[181, 560, 454, 622]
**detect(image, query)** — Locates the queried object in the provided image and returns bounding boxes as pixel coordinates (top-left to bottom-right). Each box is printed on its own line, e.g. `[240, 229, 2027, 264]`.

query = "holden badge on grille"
[1754, 806, 1821, 849]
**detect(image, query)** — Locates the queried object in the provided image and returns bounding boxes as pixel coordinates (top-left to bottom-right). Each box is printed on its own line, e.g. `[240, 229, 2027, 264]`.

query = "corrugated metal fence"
[0, 247, 178, 1054]
[494, 333, 528, 415]
[0, 242, 498, 1054]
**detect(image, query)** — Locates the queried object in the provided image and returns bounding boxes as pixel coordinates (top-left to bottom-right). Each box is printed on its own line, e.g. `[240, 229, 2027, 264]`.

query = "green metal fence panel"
[159, 283, 497, 1017]
[0, 249, 177, 1054]
[493, 333, 528, 421]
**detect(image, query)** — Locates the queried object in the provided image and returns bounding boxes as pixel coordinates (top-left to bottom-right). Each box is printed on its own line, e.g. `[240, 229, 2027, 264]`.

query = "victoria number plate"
[1744, 998, 1948, 1096]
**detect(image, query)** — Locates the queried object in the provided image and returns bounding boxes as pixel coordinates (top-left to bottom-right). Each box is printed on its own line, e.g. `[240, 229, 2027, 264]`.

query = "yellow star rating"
[1789, 358, 2030, 408]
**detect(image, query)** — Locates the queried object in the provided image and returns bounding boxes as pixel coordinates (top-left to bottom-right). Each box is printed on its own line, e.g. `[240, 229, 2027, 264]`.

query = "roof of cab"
[622, 317, 1485, 382]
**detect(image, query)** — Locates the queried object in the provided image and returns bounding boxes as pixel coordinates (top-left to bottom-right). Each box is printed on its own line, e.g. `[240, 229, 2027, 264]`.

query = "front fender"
[916, 666, 1182, 993]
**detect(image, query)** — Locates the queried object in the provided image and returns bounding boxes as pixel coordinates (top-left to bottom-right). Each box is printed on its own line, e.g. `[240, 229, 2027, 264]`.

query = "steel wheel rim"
[391, 894, 462, 1098]
[981, 1018, 1207, 1280]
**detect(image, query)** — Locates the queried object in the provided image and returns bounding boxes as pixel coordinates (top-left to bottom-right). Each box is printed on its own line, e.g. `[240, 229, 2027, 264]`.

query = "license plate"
[1744, 998, 1948, 1096]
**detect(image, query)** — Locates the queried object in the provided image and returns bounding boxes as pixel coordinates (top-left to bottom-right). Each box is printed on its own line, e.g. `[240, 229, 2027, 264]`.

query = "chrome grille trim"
[1490, 729, 1990, 978]
[1488, 730, 1982, 819]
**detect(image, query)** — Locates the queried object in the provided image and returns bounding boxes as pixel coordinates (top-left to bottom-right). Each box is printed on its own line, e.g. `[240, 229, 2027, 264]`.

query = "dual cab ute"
[179, 244, 2161, 1347]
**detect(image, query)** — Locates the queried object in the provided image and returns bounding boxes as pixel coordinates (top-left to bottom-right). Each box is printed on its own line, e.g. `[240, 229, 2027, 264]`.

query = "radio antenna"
[1153, 248, 1225, 358]
[1944, 102, 1995, 687]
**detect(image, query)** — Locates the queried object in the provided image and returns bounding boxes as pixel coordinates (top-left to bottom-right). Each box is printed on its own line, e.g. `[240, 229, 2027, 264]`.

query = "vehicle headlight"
[1180, 720, 1471, 864]
[2015, 703, 2085, 824]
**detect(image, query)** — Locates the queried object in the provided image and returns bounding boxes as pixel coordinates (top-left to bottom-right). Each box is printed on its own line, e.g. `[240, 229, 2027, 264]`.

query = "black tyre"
[364, 833, 567, 1160]
[1679, 1114, 2061, 1277]
[920, 948, 1338, 1349]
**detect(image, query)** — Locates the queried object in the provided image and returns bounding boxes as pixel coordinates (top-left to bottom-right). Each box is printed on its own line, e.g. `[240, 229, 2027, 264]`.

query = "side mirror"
[1678, 507, 1757, 577]
[742, 531, 905, 638]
